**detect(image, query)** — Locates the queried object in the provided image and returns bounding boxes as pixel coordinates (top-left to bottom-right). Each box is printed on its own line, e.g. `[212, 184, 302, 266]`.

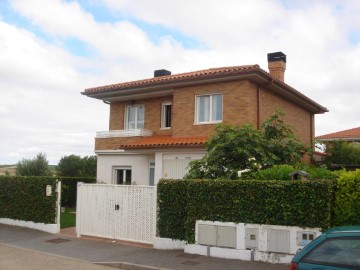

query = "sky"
[0, 0, 359, 165]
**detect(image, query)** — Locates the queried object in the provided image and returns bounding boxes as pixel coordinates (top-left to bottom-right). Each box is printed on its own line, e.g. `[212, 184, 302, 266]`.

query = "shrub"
[59, 177, 96, 207]
[0, 176, 57, 224]
[324, 141, 360, 167]
[333, 170, 360, 226]
[157, 180, 189, 240]
[242, 164, 338, 181]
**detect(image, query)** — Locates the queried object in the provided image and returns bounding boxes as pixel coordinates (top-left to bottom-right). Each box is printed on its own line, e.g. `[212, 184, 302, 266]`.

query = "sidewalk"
[0, 224, 289, 270]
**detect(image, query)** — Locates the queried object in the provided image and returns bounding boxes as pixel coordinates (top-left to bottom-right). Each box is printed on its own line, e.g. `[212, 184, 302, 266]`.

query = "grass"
[60, 207, 76, 228]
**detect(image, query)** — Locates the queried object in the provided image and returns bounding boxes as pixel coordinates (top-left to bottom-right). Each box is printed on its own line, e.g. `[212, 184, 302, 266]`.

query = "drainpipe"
[256, 85, 260, 129]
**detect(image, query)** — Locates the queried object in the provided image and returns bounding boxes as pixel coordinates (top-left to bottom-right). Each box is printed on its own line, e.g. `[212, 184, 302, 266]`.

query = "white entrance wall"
[96, 149, 206, 186]
[154, 151, 206, 185]
[96, 152, 153, 185]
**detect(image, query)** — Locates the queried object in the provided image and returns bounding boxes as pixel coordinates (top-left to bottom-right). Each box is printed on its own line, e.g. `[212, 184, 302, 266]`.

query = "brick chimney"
[267, 52, 286, 82]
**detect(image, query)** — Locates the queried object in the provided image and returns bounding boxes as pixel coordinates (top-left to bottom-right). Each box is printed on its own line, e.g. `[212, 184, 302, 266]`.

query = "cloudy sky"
[0, 0, 359, 165]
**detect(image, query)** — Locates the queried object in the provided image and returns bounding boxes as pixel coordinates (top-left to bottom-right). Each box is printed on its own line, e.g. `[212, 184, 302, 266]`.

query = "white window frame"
[161, 102, 172, 129]
[195, 94, 223, 124]
[124, 105, 145, 130]
[113, 166, 132, 185]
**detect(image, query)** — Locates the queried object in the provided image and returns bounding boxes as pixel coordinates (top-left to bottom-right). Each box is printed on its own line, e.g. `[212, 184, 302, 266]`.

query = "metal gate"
[76, 183, 156, 244]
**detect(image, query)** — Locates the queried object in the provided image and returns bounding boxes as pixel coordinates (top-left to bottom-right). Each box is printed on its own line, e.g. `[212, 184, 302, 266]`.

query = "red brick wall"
[258, 86, 312, 146]
[172, 80, 258, 137]
[109, 96, 173, 136]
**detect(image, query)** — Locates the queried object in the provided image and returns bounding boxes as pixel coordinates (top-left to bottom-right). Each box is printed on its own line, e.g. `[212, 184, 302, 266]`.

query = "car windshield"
[302, 236, 360, 268]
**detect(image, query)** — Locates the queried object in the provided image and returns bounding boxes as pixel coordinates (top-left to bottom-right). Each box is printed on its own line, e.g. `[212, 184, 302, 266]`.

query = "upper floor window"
[196, 94, 222, 123]
[125, 105, 144, 129]
[161, 102, 172, 129]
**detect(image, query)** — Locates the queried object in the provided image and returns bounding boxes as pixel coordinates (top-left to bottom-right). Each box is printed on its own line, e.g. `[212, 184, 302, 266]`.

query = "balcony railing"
[96, 129, 153, 138]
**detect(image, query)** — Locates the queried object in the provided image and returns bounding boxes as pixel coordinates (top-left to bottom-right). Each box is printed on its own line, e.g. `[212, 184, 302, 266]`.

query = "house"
[316, 127, 360, 143]
[314, 127, 360, 163]
[82, 52, 328, 185]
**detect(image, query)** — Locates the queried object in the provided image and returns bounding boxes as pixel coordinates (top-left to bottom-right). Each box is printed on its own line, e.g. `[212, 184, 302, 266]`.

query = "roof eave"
[83, 69, 328, 114]
[316, 138, 360, 142]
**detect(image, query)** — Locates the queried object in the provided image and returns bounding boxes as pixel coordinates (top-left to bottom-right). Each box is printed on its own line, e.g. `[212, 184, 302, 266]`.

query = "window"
[161, 102, 172, 129]
[125, 105, 144, 129]
[114, 168, 132, 185]
[149, 162, 155, 186]
[196, 94, 222, 123]
[302, 237, 360, 268]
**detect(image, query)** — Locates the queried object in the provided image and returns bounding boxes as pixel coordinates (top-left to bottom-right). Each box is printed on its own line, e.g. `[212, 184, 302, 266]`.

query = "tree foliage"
[16, 153, 50, 176]
[185, 112, 309, 179]
[324, 141, 360, 167]
[57, 155, 97, 177]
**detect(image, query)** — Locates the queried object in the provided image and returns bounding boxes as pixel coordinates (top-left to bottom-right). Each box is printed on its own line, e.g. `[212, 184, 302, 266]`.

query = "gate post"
[153, 185, 157, 241]
[56, 180, 62, 233]
[76, 182, 84, 238]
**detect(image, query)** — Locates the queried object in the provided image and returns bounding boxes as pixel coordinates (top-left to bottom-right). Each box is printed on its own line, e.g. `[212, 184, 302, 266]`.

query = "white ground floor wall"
[96, 148, 206, 185]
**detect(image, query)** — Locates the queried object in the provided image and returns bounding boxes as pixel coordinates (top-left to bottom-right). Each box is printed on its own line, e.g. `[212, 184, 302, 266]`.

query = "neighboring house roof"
[118, 135, 208, 149]
[82, 65, 328, 114]
[316, 127, 360, 141]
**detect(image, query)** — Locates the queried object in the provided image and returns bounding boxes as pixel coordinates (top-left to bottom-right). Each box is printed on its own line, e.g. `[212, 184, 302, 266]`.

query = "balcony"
[96, 129, 153, 138]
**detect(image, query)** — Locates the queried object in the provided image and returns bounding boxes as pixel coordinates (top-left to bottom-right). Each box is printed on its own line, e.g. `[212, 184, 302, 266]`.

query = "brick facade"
[96, 78, 314, 154]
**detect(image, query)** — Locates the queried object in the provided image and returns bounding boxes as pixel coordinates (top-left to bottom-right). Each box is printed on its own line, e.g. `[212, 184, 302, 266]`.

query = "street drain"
[46, 238, 71, 244]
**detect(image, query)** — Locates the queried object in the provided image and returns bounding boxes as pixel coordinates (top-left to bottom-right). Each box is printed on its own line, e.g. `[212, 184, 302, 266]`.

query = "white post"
[76, 182, 83, 238]
[153, 185, 157, 241]
[56, 180, 62, 233]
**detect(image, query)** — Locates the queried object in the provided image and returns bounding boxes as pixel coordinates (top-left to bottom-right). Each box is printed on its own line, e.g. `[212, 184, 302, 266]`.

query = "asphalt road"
[0, 224, 289, 270]
[0, 244, 120, 270]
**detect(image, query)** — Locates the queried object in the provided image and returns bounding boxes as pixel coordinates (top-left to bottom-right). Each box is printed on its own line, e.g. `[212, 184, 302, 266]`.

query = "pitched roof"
[84, 65, 259, 94]
[316, 127, 360, 141]
[118, 135, 208, 149]
[82, 64, 328, 114]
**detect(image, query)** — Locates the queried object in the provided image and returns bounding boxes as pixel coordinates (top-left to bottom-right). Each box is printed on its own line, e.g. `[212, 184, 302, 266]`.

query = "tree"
[185, 112, 308, 179]
[16, 153, 50, 176]
[82, 156, 97, 177]
[324, 141, 360, 167]
[57, 155, 96, 177]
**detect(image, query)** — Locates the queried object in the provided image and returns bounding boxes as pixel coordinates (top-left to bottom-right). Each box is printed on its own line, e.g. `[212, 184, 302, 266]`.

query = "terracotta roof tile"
[316, 127, 360, 140]
[84, 65, 259, 94]
[119, 135, 208, 149]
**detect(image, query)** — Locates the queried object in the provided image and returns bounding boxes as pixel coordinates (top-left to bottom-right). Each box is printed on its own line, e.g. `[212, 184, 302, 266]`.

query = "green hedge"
[0, 176, 57, 224]
[157, 179, 189, 240]
[243, 164, 338, 181]
[59, 177, 96, 207]
[333, 169, 360, 226]
[158, 179, 335, 242]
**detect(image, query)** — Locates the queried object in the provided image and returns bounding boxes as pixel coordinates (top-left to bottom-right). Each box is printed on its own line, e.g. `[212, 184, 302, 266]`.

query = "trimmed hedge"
[333, 169, 360, 226]
[0, 176, 57, 224]
[158, 179, 335, 242]
[157, 179, 188, 240]
[243, 164, 338, 181]
[59, 177, 96, 207]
